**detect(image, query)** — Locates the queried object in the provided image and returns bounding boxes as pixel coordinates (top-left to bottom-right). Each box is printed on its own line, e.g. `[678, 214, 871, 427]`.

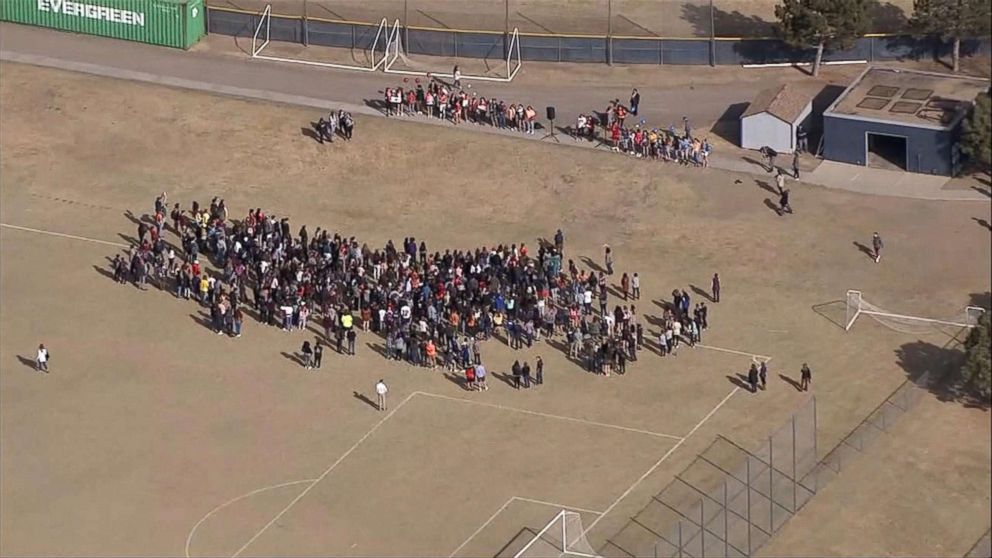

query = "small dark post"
[504, 0, 510, 59]
[607, 0, 613, 65]
[303, 0, 309, 46]
[709, 0, 715, 66]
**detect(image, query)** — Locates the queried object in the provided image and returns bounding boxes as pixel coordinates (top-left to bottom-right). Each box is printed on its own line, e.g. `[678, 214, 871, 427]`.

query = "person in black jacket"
[747, 363, 759, 393]
[301, 340, 314, 370]
[313, 341, 323, 370]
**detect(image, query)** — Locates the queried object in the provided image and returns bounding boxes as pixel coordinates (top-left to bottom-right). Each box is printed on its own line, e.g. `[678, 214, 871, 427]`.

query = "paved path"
[1, 23, 987, 202]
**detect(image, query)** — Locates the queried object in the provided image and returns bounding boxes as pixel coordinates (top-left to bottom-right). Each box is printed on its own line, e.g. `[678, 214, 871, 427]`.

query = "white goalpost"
[251, 5, 389, 72]
[513, 510, 600, 558]
[844, 290, 986, 334]
[383, 19, 523, 82]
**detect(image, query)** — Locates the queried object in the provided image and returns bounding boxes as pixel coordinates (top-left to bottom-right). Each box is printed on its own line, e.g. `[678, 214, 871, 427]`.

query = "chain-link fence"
[600, 372, 932, 557]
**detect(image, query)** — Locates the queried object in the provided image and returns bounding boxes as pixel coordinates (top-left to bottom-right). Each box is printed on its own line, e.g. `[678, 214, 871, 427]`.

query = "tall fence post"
[746, 457, 752, 555]
[403, 0, 409, 51]
[678, 520, 684, 558]
[812, 396, 819, 493]
[700, 501, 706, 558]
[769, 436, 774, 532]
[708, 0, 715, 66]
[607, 0, 613, 65]
[504, 0, 509, 60]
[792, 414, 798, 512]
[302, 0, 309, 46]
[723, 480, 729, 557]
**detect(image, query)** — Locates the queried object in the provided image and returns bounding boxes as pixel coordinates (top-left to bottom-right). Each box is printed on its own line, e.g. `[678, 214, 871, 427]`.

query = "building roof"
[741, 83, 814, 124]
[825, 66, 990, 130]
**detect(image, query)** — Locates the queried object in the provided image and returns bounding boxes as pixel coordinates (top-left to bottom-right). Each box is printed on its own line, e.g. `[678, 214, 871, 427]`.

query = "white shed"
[740, 84, 814, 154]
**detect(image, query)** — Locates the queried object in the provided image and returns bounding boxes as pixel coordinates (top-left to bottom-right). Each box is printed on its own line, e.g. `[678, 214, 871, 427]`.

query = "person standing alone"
[871, 232, 883, 263]
[711, 273, 721, 303]
[629, 88, 640, 116]
[800, 363, 812, 391]
[375, 379, 388, 411]
[36, 343, 49, 373]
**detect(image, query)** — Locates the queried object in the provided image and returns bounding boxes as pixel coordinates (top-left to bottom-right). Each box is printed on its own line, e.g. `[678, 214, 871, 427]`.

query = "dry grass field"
[0, 62, 989, 557]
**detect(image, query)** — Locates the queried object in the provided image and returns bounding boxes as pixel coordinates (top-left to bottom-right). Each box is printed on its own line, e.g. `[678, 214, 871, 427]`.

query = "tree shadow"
[852, 241, 875, 260]
[353, 391, 378, 409]
[579, 256, 605, 274]
[969, 292, 991, 310]
[763, 198, 781, 216]
[811, 299, 847, 329]
[688, 284, 714, 302]
[680, 2, 773, 38]
[895, 338, 989, 410]
[779, 373, 803, 392]
[865, 0, 909, 34]
[16, 355, 37, 370]
[727, 374, 752, 392]
[281, 351, 304, 366]
[973, 218, 991, 231]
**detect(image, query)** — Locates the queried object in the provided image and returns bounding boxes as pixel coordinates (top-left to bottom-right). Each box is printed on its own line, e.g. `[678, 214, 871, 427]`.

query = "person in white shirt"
[375, 379, 388, 411]
[36, 343, 49, 373]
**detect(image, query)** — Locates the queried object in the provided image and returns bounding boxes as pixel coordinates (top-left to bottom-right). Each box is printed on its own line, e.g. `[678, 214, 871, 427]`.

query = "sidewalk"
[2, 23, 987, 202]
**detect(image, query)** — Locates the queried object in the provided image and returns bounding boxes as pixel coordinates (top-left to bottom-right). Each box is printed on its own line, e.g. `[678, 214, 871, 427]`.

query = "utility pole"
[505, 0, 510, 60]
[404, 0, 409, 51]
[303, 0, 309, 46]
[607, 0, 613, 65]
[709, 0, 715, 66]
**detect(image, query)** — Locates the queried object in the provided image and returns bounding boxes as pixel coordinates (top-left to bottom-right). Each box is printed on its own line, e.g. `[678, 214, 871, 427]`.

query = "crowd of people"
[382, 75, 539, 133]
[111, 194, 724, 387]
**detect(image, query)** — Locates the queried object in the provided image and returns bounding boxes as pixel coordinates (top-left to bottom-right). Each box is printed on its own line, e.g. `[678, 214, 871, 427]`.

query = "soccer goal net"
[844, 290, 986, 334]
[513, 510, 599, 558]
[383, 19, 523, 82]
[252, 5, 389, 72]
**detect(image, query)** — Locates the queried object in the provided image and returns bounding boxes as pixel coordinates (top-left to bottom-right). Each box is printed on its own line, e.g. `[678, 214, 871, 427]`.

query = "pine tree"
[775, 0, 872, 77]
[962, 311, 991, 399]
[962, 92, 991, 170]
[911, 0, 992, 72]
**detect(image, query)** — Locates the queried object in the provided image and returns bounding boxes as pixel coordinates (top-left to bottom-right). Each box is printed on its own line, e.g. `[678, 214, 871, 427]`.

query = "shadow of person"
[301, 125, 322, 143]
[16, 355, 38, 370]
[852, 241, 875, 260]
[579, 256, 606, 274]
[493, 372, 518, 388]
[353, 391, 378, 409]
[778, 373, 803, 392]
[281, 351, 304, 366]
[727, 373, 752, 392]
[443, 372, 470, 390]
[92, 264, 117, 282]
[973, 217, 991, 231]
[763, 198, 781, 216]
[755, 179, 778, 194]
[689, 284, 714, 302]
[190, 312, 215, 331]
[366, 342, 389, 358]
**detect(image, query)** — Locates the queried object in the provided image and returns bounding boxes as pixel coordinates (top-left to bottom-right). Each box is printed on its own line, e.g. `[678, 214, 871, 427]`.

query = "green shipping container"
[1, 0, 205, 49]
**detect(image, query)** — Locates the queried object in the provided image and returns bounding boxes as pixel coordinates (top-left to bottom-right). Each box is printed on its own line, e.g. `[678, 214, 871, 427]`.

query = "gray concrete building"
[822, 67, 989, 176]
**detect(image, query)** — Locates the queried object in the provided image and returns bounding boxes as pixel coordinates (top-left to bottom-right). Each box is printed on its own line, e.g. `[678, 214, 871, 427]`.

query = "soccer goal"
[251, 5, 389, 72]
[844, 290, 986, 334]
[383, 19, 523, 82]
[513, 510, 600, 558]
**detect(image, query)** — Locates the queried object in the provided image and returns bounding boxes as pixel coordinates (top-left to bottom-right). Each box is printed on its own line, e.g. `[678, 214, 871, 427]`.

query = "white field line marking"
[447, 497, 516, 558]
[511, 496, 604, 516]
[185, 479, 316, 558]
[579, 386, 740, 539]
[0, 223, 128, 248]
[695, 343, 772, 362]
[417, 391, 682, 441]
[231, 391, 418, 557]
[447, 496, 604, 558]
